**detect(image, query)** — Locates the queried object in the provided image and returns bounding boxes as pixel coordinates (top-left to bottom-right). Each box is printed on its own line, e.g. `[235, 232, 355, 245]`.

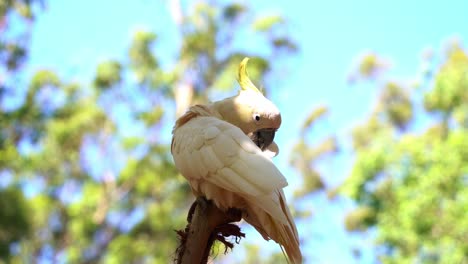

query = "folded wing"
[172, 116, 288, 197]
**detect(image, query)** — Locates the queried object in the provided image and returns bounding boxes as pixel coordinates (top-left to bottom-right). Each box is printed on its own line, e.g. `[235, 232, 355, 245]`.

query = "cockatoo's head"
[213, 58, 281, 152]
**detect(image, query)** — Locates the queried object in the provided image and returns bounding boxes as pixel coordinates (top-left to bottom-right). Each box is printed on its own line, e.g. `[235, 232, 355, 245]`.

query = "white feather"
[173, 116, 287, 196]
[172, 113, 302, 263]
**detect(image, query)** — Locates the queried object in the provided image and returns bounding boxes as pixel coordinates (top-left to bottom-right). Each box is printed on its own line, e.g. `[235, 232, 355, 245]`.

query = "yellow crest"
[237, 57, 261, 93]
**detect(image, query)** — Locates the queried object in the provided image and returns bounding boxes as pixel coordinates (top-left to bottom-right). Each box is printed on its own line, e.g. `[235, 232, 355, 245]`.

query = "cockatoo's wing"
[172, 116, 288, 197]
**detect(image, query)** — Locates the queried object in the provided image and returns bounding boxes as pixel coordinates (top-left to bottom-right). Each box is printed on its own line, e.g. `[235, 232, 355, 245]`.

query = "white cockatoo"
[171, 58, 302, 263]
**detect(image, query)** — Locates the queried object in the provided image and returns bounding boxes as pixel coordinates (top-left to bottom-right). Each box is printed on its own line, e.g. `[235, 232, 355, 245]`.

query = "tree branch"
[175, 197, 244, 264]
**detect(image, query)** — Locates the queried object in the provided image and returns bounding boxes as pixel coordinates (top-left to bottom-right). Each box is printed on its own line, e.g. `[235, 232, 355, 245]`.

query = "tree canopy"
[341, 43, 468, 263]
[0, 1, 296, 263]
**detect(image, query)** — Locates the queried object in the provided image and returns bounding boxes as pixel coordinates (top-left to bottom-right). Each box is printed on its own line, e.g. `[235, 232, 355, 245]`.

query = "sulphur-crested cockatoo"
[171, 58, 302, 263]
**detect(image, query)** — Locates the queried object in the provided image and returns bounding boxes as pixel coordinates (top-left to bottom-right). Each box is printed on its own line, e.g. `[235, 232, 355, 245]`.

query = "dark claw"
[213, 223, 246, 253]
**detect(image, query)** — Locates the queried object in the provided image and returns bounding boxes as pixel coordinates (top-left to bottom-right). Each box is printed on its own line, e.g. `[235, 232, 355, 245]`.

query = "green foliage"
[242, 243, 286, 264]
[344, 206, 376, 231]
[222, 3, 245, 21]
[379, 82, 413, 129]
[301, 105, 329, 134]
[0, 0, 42, 72]
[0, 187, 31, 259]
[0, 0, 39, 19]
[424, 44, 468, 114]
[351, 115, 392, 150]
[0, 0, 297, 263]
[348, 52, 389, 82]
[252, 15, 284, 32]
[290, 104, 338, 202]
[340, 43, 468, 263]
[0, 42, 27, 70]
[291, 39, 468, 262]
[272, 37, 298, 52]
[293, 168, 324, 198]
[94, 60, 122, 88]
[128, 31, 159, 84]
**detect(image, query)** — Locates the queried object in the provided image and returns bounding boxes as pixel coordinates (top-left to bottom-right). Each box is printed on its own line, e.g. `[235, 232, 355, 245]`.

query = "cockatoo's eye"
[253, 113, 260, 122]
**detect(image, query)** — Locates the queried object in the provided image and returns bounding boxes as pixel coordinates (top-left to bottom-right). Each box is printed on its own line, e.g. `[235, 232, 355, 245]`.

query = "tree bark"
[176, 197, 243, 264]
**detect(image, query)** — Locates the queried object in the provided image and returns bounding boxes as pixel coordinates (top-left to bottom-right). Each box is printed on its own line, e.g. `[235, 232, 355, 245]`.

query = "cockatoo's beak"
[264, 141, 279, 158]
[249, 128, 277, 151]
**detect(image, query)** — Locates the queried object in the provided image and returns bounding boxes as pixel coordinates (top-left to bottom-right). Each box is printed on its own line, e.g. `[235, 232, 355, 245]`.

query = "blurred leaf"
[122, 136, 145, 150]
[326, 186, 340, 200]
[211, 59, 238, 91]
[29, 69, 60, 92]
[128, 30, 158, 84]
[344, 206, 376, 231]
[138, 106, 164, 126]
[94, 60, 122, 88]
[359, 53, 383, 78]
[252, 15, 283, 32]
[379, 82, 413, 129]
[222, 3, 245, 21]
[0, 187, 31, 259]
[273, 37, 298, 52]
[351, 115, 392, 150]
[294, 169, 324, 198]
[424, 44, 468, 114]
[348, 52, 389, 83]
[2, 43, 27, 70]
[14, 2, 33, 18]
[301, 105, 328, 133]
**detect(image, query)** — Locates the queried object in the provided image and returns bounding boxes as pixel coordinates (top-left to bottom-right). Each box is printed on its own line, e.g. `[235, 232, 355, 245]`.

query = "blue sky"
[25, 0, 468, 263]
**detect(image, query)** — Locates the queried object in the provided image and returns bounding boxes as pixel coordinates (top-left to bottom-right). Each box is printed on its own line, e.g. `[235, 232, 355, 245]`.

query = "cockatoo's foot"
[177, 197, 247, 263]
[226, 207, 242, 221]
[212, 223, 245, 253]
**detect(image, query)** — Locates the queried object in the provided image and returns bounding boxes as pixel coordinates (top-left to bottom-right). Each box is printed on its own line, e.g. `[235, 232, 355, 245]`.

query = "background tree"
[0, 1, 297, 263]
[1, 0, 45, 260]
[342, 42, 468, 263]
[293, 42, 468, 263]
